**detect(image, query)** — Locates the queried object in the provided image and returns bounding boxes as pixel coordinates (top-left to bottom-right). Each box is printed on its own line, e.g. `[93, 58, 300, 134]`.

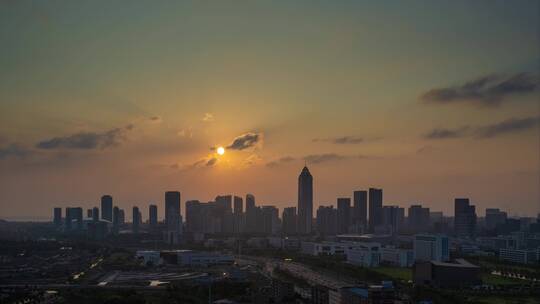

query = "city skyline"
[1, 1, 539, 219]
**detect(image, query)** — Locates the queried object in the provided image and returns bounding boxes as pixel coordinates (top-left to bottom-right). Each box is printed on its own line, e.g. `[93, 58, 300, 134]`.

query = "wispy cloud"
[423, 116, 540, 140]
[266, 156, 296, 168]
[475, 116, 540, 138]
[226, 132, 263, 151]
[424, 127, 470, 139]
[0, 143, 33, 159]
[148, 116, 162, 123]
[313, 136, 366, 144]
[421, 72, 539, 107]
[36, 125, 133, 150]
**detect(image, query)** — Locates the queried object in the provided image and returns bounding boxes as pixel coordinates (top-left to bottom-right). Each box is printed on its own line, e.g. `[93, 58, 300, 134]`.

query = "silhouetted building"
[112, 206, 120, 234]
[298, 166, 313, 234]
[216, 195, 234, 233]
[53, 207, 62, 226]
[101, 195, 113, 222]
[165, 191, 182, 244]
[282, 207, 297, 235]
[86, 209, 93, 218]
[408, 204, 430, 233]
[92, 207, 99, 222]
[118, 209, 125, 225]
[233, 196, 244, 234]
[149, 204, 158, 227]
[245, 194, 257, 233]
[132, 206, 141, 234]
[485, 208, 507, 231]
[316, 205, 337, 235]
[368, 188, 383, 232]
[65, 207, 83, 230]
[337, 198, 351, 234]
[186, 200, 203, 233]
[233, 196, 243, 214]
[454, 198, 476, 237]
[261, 206, 279, 235]
[382, 205, 404, 234]
[353, 190, 368, 229]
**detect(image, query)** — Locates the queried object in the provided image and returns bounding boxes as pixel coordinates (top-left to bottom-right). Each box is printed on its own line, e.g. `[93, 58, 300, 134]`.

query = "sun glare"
[217, 146, 225, 155]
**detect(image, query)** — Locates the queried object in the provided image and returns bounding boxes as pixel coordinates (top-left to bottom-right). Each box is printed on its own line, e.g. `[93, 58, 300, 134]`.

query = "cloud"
[423, 127, 470, 139]
[202, 113, 214, 122]
[266, 156, 296, 168]
[0, 143, 33, 159]
[206, 157, 217, 166]
[313, 136, 365, 144]
[36, 126, 132, 150]
[177, 127, 193, 138]
[421, 72, 539, 107]
[424, 116, 539, 140]
[474, 116, 540, 139]
[304, 153, 347, 164]
[226, 132, 263, 150]
[148, 116, 162, 123]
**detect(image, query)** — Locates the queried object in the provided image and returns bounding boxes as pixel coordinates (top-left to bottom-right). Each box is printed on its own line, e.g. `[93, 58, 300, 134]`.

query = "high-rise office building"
[92, 207, 99, 222]
[66, 207, 83, 230]
[53, 208, 62, 226]
[233, 196, 243, 214]
[297, 166, 313, 234]
[382, 205, 404, 234]
[408, 204, 430, 233]
[132, 206, 140, 234]
[282, 207, 297, 235]
[87, 209, 93, 218]
[112, 206, 120, 234]
[316, 205, 337, 236]
[368, 188, 383, 232]
[261, 206, 280, 235]
[454, 198, 477, 237]
[101, 195, 113, 222]
[245, 194, 257, 233]
[233, 196, 244, 234]
[216, 195, 234, 233]
[485, 208, 507, 230]
[149, 204, 158, 227]
[337, 198, 351, 234]
[165, 191, 182, 244]
[216, 195, 233, 213]
[414, 234, 450, 262]
[353, 190, 367, 228]
[185, 200, 203, 233]
[118, 209, 125, 225]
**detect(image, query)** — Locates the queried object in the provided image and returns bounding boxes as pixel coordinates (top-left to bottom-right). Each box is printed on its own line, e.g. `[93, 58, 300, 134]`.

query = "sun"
[217, 146, 225, 155]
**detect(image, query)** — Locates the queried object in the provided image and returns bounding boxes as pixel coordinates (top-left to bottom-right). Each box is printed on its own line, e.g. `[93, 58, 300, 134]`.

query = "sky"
[0, 1, 539, 220]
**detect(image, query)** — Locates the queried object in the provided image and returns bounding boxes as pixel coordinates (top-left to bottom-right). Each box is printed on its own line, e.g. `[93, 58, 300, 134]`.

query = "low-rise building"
[136, 250, 234, 267]
[499, 248, 539, 264]
[413, 259, 480, 288]
[346, 243, 381, 268]
[380, 246, 414, 267]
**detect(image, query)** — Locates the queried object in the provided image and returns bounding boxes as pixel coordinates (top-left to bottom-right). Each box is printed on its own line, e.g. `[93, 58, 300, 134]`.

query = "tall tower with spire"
[297, 166, 313, 234]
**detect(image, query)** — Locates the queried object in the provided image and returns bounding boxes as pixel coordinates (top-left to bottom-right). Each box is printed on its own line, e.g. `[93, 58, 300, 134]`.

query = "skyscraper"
[353, 190, 367, 228]
[261, 206, 280, 235]
[112, 206, 120, 234]
[408, 204, 430, 233]
[53, 207, 62, 226]
[132, 206, 140, 234]
[297, 166, 313, 234]
[245, 194, 256, 233]
[149, 204, 158, 227]
[337, 198, 351, 234]
[382, 205, 404, 234]
[316, 205, 337, 236]
[92, 207, 99, 222]
[454, 198, 477, 237]
[101, 195, 113, 222]
[485, 208, 507, 230]
[282, 207, 297, 235]
[368, 188, 383, 232]
[165, 191, 182, 244]
[233, 196, 243, 214]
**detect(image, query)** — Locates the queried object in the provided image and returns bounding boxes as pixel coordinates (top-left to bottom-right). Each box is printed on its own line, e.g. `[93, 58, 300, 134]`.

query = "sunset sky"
[1, 1, 539, 220]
